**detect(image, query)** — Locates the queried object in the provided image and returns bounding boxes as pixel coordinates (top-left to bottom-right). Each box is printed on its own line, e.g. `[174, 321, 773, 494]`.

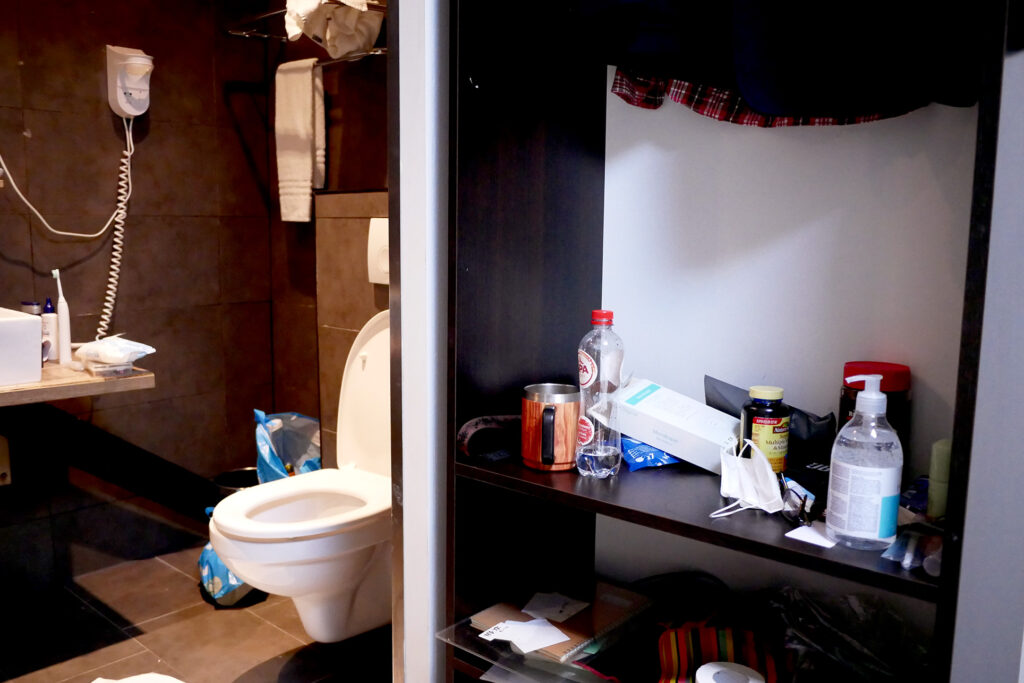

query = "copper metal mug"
[521, 383, 580, 471]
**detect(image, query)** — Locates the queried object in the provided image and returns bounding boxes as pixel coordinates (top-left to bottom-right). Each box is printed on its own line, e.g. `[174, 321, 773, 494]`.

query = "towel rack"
[226, 1, 387, 41]
[320, 47, 387, 66]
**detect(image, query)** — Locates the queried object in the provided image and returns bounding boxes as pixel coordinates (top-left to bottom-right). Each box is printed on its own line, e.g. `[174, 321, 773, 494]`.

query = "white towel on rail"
[313, 64, 326, 188]
[275, 58, 325, 222]
[284, 0, 384, 60]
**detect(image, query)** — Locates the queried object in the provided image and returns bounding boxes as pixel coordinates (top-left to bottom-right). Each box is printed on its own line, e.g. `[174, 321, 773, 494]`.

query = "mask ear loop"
[710, 500, 757, 518]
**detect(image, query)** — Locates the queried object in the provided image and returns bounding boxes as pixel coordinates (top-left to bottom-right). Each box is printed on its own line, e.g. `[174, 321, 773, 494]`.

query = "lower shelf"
[438, 620, 609, 682]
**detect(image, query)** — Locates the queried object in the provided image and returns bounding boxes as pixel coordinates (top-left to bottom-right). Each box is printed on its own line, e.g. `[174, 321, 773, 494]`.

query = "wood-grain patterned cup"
[521, 383, 580, 472]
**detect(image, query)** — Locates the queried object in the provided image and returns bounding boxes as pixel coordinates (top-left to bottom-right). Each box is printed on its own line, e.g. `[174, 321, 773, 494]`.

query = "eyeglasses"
[780, 477, 813, 527]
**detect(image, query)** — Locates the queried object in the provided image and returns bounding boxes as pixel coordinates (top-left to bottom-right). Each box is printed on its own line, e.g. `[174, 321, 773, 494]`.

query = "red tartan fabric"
[611, 68, 893, 128]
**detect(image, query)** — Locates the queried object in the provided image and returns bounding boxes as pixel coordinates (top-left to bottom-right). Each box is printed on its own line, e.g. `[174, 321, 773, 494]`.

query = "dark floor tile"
[0, 518, 55, 593]
[156, 542, 207, 582]
[59, 651, 185, 683]
[1, 588, 141, 682]
[71, 556, 204, 627]
[53, 499, 206, 579]
[134, 607, 305, 683]
[250, 596, 314, 644]
[234, 626, 392, 683]
[48, 466, 136, 516]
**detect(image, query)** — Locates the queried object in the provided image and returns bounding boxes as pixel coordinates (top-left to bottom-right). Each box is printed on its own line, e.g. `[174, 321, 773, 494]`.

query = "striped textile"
[657, 625, 779, 683]
[611, 68, 910, 128]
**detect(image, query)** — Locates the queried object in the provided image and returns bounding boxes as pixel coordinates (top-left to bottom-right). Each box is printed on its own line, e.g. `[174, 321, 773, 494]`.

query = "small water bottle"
[575, 310, 624, 478]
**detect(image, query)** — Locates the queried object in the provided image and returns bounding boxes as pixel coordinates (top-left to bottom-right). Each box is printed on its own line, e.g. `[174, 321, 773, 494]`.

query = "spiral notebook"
[469, 582, 651, 664]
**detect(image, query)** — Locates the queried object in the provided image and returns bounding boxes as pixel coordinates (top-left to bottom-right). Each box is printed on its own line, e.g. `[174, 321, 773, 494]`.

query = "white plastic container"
[0, 307, 42, 387]
[825, 374, 904, 550]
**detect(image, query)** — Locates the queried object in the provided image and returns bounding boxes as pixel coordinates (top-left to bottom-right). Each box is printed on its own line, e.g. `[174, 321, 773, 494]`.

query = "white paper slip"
[785, 521, 836, 548]
[479, 620, 522, 641]
[522, 592, 589, 623]
[479, 618, 570, 654]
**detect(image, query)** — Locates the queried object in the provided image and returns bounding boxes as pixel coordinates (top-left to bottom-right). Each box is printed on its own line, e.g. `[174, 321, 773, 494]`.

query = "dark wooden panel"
[453, 478, 596, 621]
[452, 0, 607, 427]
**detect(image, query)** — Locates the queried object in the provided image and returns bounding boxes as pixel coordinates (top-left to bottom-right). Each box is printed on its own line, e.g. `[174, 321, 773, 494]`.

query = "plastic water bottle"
[575, 310, 624, 478]
[825, 374, 904, 550]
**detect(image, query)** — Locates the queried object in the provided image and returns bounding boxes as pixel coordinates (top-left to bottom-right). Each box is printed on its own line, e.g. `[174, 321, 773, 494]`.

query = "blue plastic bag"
[254, 409, 322, 483]
[198, 539, 259, 607]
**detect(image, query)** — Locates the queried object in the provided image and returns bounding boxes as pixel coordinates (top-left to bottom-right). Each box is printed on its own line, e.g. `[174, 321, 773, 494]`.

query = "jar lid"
[749, 385, 783, 400]
[843, 361, 911, 392]
[591, 309, 614, 325]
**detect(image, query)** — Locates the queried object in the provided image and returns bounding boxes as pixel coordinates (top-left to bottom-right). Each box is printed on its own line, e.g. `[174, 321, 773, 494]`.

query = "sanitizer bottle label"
[826, 461, 900, 540]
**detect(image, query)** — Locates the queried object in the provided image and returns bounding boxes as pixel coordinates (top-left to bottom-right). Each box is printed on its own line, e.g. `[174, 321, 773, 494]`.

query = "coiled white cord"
[0, 117, 135, 340]
[97, 118, 135, 340]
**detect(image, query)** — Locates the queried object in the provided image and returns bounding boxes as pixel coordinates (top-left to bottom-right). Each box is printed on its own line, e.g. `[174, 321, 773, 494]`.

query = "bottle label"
[576, 415, 594, 446]
[826, 461, 901, 541]
[750, 415, 789, 473]
[578, 350, 597, 388]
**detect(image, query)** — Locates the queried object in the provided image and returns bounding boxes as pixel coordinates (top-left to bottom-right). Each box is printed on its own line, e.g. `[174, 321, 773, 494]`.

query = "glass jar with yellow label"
[740, 385, 791, 473]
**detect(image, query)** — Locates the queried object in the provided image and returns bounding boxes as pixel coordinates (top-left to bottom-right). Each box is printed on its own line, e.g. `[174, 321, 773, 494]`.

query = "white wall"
[602, 69, 976, 478]
[599, 66, 977, 612]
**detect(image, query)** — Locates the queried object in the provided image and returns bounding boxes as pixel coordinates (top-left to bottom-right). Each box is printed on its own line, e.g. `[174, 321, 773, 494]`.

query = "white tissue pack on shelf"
[613, 378, 739, 474]
[0, 307, 42, 387]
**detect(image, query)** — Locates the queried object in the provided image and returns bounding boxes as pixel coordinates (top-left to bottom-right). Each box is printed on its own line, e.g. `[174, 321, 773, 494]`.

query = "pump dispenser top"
[847, 374, 886, 414]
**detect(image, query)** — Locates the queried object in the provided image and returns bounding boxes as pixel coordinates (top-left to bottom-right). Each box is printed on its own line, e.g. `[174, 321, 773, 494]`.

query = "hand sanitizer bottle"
[825, 374, 904, 550]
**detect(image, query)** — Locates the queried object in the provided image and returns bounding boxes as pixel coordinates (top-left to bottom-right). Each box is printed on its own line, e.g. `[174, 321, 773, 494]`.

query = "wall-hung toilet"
[209, 310, 391, 643]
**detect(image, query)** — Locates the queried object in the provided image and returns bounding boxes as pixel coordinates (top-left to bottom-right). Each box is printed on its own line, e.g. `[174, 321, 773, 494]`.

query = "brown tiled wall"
[0, 0, 276, 479]
[314, 192, 388, 467]
[0, 0, 277, 581]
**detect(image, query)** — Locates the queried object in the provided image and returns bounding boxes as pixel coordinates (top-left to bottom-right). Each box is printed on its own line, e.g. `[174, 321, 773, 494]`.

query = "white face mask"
[710, 438, 784, 517]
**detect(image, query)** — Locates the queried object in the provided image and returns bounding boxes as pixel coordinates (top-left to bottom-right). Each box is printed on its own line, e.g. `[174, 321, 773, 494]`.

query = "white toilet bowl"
[208, 310, 392, 643]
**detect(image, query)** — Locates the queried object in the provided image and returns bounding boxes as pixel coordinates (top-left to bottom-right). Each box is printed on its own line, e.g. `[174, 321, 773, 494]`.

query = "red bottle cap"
[591, 310, 614, 325]
[843, 361, 911, 392]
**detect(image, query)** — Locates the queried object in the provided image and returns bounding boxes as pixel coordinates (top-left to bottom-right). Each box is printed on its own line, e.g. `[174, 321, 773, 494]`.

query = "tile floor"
[4, 545, 392, 683]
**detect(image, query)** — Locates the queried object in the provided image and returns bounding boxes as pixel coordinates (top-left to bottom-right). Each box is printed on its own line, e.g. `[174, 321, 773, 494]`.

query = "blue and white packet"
[622, 435, 681, 471]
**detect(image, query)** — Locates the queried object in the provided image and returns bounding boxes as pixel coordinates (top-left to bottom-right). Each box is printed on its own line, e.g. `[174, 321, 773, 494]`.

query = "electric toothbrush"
[52, 269, 72, 366]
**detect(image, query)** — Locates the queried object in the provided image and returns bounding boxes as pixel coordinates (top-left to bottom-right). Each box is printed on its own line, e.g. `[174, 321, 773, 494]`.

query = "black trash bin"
[212, 467, 259, 500]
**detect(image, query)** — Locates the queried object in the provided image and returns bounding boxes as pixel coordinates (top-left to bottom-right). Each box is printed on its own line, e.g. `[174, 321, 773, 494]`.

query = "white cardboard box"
[0, 307, 42, 387]
[613, 378, 739, 474]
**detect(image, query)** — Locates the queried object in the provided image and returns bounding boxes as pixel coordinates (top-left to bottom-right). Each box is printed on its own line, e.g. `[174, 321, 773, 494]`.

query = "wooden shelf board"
[0, 365, 155, 407]
[456, 457, 939, 602]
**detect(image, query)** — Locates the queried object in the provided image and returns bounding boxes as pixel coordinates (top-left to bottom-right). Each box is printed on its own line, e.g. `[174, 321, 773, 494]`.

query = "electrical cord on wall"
[0, 117, 135, 340]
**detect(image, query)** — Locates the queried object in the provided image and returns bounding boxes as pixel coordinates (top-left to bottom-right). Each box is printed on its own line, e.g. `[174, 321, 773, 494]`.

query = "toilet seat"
[211, 468, 390, 542]
[337, 309, 390, 476]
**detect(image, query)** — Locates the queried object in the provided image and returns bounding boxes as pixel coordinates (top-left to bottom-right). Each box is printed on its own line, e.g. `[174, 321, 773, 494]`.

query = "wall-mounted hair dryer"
[106, 45, 154, 118]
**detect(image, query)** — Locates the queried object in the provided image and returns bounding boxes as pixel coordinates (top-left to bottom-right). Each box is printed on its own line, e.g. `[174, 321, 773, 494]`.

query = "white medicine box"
[0, 307, 42, 387]
[613, 378, 739, 474]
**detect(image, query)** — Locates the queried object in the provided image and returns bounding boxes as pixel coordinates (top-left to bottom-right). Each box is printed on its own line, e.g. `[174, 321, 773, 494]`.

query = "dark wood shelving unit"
[441, 0, 1010, 679]
[456, 457, 938, 602]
